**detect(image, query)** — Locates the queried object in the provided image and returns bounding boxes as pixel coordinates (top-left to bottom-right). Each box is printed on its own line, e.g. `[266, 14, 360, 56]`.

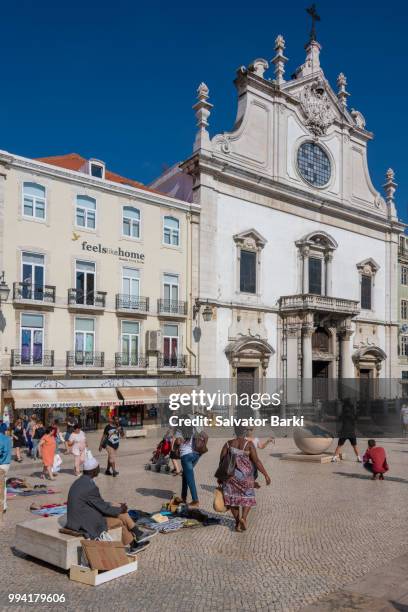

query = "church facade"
[151, 33, 403, 403]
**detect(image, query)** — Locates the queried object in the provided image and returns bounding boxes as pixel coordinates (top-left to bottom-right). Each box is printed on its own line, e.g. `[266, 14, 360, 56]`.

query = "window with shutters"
[401, 266, 408, 286]
[401, 336, 408, 357]
[361, 275, 372, 310]
[402, 300, 408, 320]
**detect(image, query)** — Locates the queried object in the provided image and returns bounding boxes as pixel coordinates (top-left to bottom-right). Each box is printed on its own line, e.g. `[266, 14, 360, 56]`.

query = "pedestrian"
[38, 426, 57, 480]
[177, 424, 202, 507]
[67, 423, 87, 476]
[0, 423, 12, 514]
[245, 427, 274, 487]
[218, 425, 271, 532]
[25, 415, 37, 457]
[64, 415, 76, 453]
[362, 439, 389, 480]
[169, 428, 182, 476]
[400, 404, 408, 437]
[12, 419, 26, 463]
[331, 399, 362, 463]
[99, 416, 123, 477]
[32, 420, 45, 460]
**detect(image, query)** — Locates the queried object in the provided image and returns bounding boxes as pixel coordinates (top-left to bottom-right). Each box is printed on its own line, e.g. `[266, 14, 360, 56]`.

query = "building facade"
[152, 34, 404, 404]
[398, 234, 408, 392]
[0, 152, 200, 430]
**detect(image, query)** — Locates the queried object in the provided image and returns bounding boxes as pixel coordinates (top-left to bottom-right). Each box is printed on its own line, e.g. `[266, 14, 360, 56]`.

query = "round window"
[297, 142, 331, 187]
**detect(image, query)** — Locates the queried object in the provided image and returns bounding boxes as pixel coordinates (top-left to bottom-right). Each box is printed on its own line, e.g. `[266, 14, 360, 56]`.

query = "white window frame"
[21, 251, 45, 298]
[75, 195, 97, 230]
[89, 161, 105, 179]
[402, 266, 408, 286]
[20, 312, 44, 365]
[401, 335, 408, 357]
[163, 323, 179, 365]
[122, 206, 141, 239]
[74, 317, 96, 355]
[22, 182, 47, 221]
[122, 267, 140, 297]
[163, 273, 179, 303]
[121, 320, 140, 364]
[402, 300, 408, 320]
[163, 216, 180, 246]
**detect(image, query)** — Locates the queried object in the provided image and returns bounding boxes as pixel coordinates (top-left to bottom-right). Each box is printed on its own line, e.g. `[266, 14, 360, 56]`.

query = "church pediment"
[233, 228, 267, 250]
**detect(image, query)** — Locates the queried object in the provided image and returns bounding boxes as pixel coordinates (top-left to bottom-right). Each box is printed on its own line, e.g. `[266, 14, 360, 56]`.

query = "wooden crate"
[70, 556, 138, 586]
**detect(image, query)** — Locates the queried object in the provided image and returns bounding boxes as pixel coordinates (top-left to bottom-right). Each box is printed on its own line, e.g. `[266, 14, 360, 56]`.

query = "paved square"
[0, 433, 407, 611]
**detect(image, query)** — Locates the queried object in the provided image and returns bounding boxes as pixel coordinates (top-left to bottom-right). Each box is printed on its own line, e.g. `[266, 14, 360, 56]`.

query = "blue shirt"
[0, 433, 12, 465]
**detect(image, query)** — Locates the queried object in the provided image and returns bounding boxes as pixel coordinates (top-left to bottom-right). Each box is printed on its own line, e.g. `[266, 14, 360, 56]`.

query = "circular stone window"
[297, 142, 331, 187]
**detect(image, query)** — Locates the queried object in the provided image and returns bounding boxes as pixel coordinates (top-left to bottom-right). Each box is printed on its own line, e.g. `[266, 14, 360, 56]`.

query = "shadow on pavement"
[333, 472, 408, 484]
[136, 487, 175, 499]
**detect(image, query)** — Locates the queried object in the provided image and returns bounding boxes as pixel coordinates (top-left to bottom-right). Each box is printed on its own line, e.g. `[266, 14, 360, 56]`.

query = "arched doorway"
[352, 346, 387, 407]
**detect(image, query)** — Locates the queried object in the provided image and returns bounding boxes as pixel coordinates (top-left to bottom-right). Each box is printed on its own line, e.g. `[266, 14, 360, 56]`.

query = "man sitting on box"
[66, 454, 153, 552]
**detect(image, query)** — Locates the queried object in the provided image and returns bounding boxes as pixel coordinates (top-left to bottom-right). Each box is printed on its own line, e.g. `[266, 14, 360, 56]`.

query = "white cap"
[83, 453, 99, 471]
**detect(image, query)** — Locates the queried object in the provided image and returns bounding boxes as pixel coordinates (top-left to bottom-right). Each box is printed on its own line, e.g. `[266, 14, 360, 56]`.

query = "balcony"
[115, 353, 149, 369]
[68, 289, 106, 312]
[11, 349, 54, 369]
[157, 299, 188, 318]
[66, 351, 104, 369]
[157, 354, 187, 369]
[115, 294, 149, 315]
[13, 282, 56, 309]
[279, 294, 360, 316]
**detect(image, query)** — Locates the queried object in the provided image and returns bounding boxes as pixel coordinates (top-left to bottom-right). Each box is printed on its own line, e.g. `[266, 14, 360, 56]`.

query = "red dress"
[363, 447, 389, 474]
[41, 434, 56, 468]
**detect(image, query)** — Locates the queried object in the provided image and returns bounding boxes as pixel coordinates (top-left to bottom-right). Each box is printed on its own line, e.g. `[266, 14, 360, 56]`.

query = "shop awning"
[5, 388, 122, 410]
[117, 387, 158, 405]
[157, 386, 196, 403]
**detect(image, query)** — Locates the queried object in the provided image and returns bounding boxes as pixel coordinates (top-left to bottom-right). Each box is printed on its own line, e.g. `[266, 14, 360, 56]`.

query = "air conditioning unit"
[146, 330, 162, 352]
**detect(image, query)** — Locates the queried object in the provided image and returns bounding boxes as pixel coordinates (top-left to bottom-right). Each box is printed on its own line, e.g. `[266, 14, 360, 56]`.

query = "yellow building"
[0, 151, 200, 431]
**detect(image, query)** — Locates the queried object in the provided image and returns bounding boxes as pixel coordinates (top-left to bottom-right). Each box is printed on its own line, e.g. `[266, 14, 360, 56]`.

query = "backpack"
[192, 431, 208, 455]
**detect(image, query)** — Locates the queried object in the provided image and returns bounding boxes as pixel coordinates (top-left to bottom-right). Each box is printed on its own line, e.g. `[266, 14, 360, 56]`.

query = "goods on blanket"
[30, 502, 67, 517]
[151, 513, 169, 523]
[213, 487, 227, 513]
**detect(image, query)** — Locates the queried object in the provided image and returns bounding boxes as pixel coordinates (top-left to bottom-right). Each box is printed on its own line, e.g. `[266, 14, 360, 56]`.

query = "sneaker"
[331, 456, 338, 463]
[357, 456, 363, 463]
[128, 540, 150, 554]
[112, 470, 119, 477]
[105, 469, 112, 476]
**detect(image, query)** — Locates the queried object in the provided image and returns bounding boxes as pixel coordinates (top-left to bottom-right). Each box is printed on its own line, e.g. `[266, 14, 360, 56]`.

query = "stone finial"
[336, 73, 350, 108]
[383, 168, 397, 204]
[272, 35, 288, 85]
[248, 58, 269, 78]
[192, 82, 213, 152]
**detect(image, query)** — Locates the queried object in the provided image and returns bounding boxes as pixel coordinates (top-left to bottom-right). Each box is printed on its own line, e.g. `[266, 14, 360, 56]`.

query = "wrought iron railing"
[68, 288, 106, 308]
[157, 299, 187, 315]
[66, 351, 104, 367]
[115, 353, 148, 368]
[115, 295, 149, 312]
[13, 282, 56, 303]
[157, 354, 187, 368]
[11, 349, 54, 367]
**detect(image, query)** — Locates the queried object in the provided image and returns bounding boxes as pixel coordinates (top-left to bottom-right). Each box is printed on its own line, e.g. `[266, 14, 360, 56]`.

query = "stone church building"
[152, 31, 403, 404]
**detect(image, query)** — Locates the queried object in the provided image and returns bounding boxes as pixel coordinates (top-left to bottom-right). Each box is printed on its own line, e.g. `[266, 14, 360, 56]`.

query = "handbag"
[192, 431, 208, 455]
[214, 444, 236, 482]
[213, 487, 227, 513]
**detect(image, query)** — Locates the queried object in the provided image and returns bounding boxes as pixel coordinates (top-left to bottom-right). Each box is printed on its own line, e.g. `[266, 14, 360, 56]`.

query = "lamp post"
[193, 298, 213, 322]
[0, 271, 10, 306]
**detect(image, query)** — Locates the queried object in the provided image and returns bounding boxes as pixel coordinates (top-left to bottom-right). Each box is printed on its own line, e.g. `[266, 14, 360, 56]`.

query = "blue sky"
[2, 0, 408, 220]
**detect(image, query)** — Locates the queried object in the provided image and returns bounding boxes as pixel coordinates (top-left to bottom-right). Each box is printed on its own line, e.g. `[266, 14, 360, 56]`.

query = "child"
[363, 439, 389, 480]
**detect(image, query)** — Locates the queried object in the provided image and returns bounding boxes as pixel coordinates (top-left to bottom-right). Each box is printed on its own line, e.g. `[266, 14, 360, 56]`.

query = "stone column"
[302, 324, 314, 405]
[340, 328, 354, 380]
[325, 253, 333, 297]
[302, 247, 310, 294]
[285, 319, 301, 406]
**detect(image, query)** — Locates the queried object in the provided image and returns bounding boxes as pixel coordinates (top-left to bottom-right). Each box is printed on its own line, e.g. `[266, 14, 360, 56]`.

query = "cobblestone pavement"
[0, 433, 407, 612]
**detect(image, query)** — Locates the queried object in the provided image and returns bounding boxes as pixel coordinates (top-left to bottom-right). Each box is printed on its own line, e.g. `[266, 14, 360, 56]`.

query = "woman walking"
[67, 423, 87, 476]
[177, 426, 201, 507]
[32, 420, 45, 460]
[12, 419, 26, 463]
[38, 426, 57, 480]
[219, 426, 271, 532]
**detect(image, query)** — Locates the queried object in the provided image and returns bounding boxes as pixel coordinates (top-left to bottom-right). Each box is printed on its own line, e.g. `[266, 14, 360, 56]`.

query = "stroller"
[145, 435, 172, 473]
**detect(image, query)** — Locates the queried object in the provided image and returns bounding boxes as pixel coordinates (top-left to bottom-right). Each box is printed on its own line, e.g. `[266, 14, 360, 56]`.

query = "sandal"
[239, 518, 247, 531]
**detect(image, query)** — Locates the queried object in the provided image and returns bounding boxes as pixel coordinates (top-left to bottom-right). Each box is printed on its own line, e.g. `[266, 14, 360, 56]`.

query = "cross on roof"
[306, 4, 320, 42]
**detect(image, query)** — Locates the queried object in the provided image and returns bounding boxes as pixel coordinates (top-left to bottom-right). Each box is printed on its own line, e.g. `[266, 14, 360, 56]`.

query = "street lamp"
[202, 301, 213, 322]
[0, 271, 10, 305]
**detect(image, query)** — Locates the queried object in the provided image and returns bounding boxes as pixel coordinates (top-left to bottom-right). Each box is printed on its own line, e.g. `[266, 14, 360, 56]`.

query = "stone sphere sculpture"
[293, 424, 333, 455]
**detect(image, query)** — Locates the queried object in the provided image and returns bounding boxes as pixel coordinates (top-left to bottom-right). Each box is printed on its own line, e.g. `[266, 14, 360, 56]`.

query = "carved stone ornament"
[351, 109, 366, 129]
[299, 80, 335, 136]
